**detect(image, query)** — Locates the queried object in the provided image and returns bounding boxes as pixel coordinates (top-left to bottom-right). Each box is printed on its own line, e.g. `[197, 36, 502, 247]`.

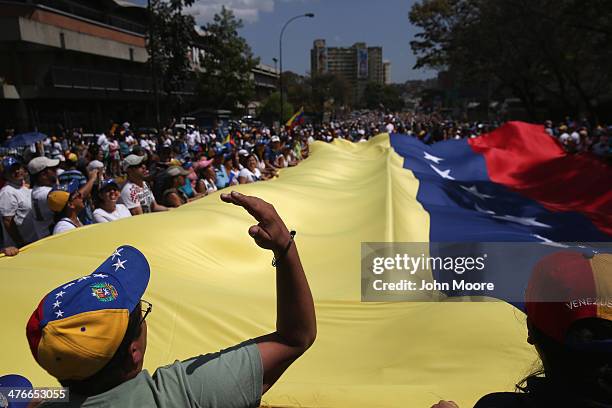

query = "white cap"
[271, 135, 280, 142]
[87, 160, 105, 172]
[238, 149, 249, 156]
[121, 154, 146, 171]
[27, 156, 60, 175]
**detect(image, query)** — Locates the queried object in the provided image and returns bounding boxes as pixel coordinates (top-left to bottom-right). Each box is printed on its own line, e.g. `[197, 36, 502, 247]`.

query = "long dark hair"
[518, 318, 612, 403]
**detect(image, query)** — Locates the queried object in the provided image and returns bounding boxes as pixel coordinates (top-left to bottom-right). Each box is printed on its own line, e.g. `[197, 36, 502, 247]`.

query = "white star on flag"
[112, 258, 127, 271]
[55, 291, 65, 298]
[429, 164, 455, 180]
[53, 300, 61, 309]
[55, 310, 64, 318]
[77, 276, 90, 282]
[111, 248, 123, 260]
[424, 151, 444, 164]
[474, 203, 495, 215]
[493, 215, 552, 228]
[532, 234, 569, 248]
[93, 274, 108, 278]
[460, 185, 493, 200]
[62, 282, 75, 289]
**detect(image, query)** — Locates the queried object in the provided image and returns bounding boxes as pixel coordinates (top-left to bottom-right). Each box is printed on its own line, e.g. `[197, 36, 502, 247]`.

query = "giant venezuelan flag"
[1, 122, 610, 407]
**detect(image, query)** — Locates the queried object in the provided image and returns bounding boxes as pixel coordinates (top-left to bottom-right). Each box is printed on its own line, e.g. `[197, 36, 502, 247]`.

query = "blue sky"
[136, 0, 437, 83]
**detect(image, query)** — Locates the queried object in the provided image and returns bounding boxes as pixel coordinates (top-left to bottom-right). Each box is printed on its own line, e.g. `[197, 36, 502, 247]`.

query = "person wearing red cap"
[471, 251, 612, 408]
[26, 192, 316, 406]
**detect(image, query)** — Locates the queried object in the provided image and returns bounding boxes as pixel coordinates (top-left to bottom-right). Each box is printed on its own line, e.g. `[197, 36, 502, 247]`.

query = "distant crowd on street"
[0, 111, 609, 253]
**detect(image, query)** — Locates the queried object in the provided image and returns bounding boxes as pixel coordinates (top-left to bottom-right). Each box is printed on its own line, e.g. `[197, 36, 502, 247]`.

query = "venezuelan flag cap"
[26, 245, 150, 380]
[526, 251, 612, 348]
[47, 179, 80, 213]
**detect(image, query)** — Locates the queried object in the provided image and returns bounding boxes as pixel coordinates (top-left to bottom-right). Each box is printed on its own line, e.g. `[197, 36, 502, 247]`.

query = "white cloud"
[187, 0, 282, 24]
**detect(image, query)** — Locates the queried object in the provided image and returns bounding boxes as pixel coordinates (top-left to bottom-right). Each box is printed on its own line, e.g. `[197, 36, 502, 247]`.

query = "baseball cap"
[193, 158, 213, 170]
[271, 135, 280, 142]
[121, 154, 146, 171]
[165, 166, 190, 177]
[26, 245, 150, 380]
[526, 251, 612, 348]
[238, 149, 249, 157]
[87, 160, 105, 172]
[66, 153, 78, 163]
[47, 180, 80, 213]
[2, 156, 22, 171]
[27, 157, 60, 175]
[99, 178, 119, 192]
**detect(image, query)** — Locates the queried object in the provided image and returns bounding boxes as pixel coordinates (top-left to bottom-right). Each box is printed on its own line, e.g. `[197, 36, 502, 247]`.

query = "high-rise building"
[311, 39, 386, 104]
[383, 61, 392, 85]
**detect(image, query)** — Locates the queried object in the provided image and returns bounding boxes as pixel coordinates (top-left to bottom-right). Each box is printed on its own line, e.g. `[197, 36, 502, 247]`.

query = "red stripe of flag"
[469, 122, 612, 236]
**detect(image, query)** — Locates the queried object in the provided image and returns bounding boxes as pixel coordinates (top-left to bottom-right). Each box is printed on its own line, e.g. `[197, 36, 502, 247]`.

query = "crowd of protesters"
[0, 112, 610, 252]
[0, 119, 313, 251]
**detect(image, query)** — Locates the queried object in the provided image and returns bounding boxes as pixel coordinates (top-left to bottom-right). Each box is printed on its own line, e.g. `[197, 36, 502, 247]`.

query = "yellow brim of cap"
[48, 191, 70, 213]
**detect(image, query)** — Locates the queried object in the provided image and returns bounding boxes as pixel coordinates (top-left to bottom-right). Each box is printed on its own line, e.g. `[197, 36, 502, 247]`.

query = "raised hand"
[220, 191, 290, 254]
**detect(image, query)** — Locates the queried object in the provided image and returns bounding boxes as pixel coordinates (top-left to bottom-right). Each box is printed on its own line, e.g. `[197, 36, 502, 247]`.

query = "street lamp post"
[147, 0, 161, 130]
[279, 13, 314, 128]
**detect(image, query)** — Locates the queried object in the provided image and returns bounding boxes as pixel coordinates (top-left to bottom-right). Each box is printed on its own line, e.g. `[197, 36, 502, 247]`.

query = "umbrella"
[3, 132, 47, 148]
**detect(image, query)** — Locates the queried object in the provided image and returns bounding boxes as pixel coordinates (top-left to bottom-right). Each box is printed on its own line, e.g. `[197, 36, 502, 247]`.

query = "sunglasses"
[139, 299, 152, 326]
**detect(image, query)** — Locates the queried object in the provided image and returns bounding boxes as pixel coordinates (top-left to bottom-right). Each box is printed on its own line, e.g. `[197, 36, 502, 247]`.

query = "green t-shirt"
[43, 342, 262, 407]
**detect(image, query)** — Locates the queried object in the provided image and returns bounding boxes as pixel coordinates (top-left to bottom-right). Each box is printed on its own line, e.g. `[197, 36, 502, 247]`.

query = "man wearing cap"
[119, 154, 168, 215]
[27, 191, 316, 406]
[159, 166, 192, 208]
[28, 156, 60, 240]
[58, 153, 85, 187]
[48, 180, 85, 235]
[213, 149, 231, 189]
[265, 136, 283, 169]
[58, 153, 99, 226]
[0, 156, 36, 247]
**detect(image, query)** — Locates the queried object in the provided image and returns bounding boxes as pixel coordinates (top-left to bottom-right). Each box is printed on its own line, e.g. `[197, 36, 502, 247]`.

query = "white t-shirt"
[0, 183, 37, 246]
[255, 155, 266, 171]
[93, 204, 132, 223]
[53, 218, 80, 235]
[119, 181, 156, 213]
[385, 123, 395, 133]
[186, 132, 197, 148]
[238, 168, 261, 183]
[203, 179, 217, 194]
[97, 134, 110, 152]
[31, 185, 54, 240]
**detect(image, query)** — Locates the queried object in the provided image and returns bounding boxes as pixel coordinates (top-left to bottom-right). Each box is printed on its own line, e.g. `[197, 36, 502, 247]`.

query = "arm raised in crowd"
[220, 191, 316, 394]
[79, 169, 99, 199]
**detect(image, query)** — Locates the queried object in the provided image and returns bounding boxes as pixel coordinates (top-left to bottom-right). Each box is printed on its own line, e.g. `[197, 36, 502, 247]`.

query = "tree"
[198, 7, 259, 112]
[257, 92, 294, 126]
[148, 0, 196, 118]
[283, 71, 310, 113]
[308, 73, 352, 120]
[409, 0, 612, 121]
[364, 82, 385, 110]
[364, 83, 405, 112]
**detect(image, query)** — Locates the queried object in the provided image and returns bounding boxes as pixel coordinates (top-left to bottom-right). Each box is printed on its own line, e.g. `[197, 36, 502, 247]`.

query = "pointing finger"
[221, 191, 267, 222]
